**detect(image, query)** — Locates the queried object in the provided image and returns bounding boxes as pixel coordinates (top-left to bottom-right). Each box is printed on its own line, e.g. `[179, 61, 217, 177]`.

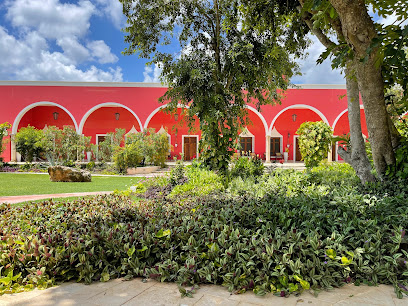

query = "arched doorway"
[269, 105, 329, 162]
[80, 103, 142, 145]
[11, 102, 78, 161]
[332, 107, 367, 161]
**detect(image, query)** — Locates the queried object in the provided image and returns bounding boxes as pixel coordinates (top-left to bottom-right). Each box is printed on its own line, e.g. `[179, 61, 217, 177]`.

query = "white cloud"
[143, 64, 163, 83]
[57, 37, 90, 65]
[0, 26, 123, 82]
[0, 0, 122, 82]
[87, 40, 118, 64]
[95, 0, 126, 29]
[6, 0, 95, 39]
[293, 35, 344, 84]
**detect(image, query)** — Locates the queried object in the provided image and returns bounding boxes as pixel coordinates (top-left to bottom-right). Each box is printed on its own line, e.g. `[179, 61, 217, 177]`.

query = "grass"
[0, 173, 143, 196]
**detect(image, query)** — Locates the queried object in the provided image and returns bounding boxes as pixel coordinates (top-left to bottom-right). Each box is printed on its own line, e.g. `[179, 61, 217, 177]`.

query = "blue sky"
[0, 0, 398, 84]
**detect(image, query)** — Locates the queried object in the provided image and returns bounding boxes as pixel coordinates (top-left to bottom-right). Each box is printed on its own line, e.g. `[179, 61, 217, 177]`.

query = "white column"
[265, 136, 271, 163]
[10, 134, 17, 162]
[328, 146, 333, 162]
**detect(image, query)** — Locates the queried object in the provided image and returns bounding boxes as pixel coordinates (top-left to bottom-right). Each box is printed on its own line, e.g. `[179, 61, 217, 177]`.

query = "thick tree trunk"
[337, 69, 375, 183]
[329, 0, 396, 177]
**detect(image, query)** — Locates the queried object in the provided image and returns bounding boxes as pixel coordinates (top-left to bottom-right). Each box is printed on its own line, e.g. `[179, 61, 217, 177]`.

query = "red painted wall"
[18, 106, 75, 130]
[0, 82, 366, 162]
[82, 107, 141, 143]
[147, 108, 201, 158]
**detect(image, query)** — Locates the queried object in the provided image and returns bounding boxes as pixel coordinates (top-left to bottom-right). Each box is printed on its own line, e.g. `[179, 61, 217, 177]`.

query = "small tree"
[0, 122, 11, 157]
[126, 128, 170, 167]
[296, 121, 332, 167]
[15, 125, 44, 162]
[98, 129, 126, 162]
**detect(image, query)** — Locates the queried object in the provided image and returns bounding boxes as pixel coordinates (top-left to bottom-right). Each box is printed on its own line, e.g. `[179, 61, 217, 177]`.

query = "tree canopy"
[120, 0, 308, 171]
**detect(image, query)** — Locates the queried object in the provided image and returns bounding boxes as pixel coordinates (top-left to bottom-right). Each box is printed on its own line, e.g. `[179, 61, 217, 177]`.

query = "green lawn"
[0, 173, 141, 196]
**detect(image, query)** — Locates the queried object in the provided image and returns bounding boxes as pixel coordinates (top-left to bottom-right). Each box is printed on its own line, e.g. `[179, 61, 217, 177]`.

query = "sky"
[0, 0, 400, 84]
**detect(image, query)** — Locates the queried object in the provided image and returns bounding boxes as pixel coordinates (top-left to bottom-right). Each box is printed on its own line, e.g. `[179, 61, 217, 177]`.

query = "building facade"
[0, 81, 367, 163]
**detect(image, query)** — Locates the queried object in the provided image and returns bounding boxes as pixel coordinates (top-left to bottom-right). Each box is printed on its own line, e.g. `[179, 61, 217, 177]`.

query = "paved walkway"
[0, 191, 112, 204]
[0, 277, 402, 306]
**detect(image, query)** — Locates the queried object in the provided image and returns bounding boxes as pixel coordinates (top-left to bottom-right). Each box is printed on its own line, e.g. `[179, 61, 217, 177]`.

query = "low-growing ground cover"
[1, 163, 408, 298]
[0, 173, 143, 196]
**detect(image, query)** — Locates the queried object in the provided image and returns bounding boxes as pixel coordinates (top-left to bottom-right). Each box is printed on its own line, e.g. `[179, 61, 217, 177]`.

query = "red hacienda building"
[0, 81, 367, 163]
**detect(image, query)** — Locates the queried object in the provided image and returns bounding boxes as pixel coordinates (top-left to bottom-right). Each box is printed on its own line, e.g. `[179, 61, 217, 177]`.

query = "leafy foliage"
[229, 155, 265, 180]
[40, 126, 92, 165]
[296, 121, 333, 167]
[2, 163, 408, 297]
[120, 0, 305, 172]
[113, 129, 170, 173]
[126, 128, 170, 167]
[98, 129, 126, 162]
[14, 125, 43, 162]
[0, 122, 11, 157]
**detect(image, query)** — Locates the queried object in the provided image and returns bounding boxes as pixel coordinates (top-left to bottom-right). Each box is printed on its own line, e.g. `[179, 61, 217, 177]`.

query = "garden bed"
[1, 163, 407, 298]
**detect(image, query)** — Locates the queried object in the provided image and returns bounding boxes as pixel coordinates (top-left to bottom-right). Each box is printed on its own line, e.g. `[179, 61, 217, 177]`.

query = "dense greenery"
[0, 122, 11, 158]
[14, 125, 93, 165]
[113, 129, 170, 173]
[120, 0, 307, 172]
[14, 126, 43, 162]
[1, 163, 408, 297]
[296, 121, 333, 167]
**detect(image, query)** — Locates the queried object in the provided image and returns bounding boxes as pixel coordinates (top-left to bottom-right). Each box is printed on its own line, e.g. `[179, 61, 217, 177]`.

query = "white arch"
[12, 101, 79, 134]
[332, 105, 365, 131]
[78, 102, 143, 134]
[143, 104, 189, 130]
[269, 104, 329, 134]
[244, 105, 269, 135]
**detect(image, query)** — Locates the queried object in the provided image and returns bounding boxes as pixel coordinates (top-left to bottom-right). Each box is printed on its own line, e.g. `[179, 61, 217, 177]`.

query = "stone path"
[0, 191, 112, 204]
[0, 278, 403, 306]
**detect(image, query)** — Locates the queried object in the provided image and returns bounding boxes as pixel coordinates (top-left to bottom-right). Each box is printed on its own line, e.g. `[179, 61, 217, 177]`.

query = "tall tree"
[298, 0, 408, 179]
[120, 0, 307, 172]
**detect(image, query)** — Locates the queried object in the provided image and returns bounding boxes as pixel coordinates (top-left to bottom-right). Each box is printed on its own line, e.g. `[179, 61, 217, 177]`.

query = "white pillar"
[265, 136, 271, 163]
[328, 146, 333, 162]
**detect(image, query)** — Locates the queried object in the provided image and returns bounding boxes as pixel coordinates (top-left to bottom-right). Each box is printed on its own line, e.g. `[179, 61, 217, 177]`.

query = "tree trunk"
[329, 0, 396, 177]
[337, 68, 375, 183]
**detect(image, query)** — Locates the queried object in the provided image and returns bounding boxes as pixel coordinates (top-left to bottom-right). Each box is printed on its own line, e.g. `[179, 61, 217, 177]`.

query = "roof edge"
[0, 80, 346, 89]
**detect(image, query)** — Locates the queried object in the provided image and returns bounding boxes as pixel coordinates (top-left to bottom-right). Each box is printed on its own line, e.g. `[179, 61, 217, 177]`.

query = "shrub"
[0, 122, 11, 156]
[86, 161, 95, 171]
[112, 142, 144, 173]
[2, 164, 408, 298]
[126, 128, 170, 167]
[98, 129, 126, 162]
[230, 155, 265, 179]
[296, 121, 333, 167]
[169, 166, 224, 198]
[14, 125, 43, 162]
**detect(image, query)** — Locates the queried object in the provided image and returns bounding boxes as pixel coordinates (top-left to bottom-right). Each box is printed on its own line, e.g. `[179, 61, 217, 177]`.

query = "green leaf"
[326, 249, 336, 260]
[127, 246, 135, 257]
[156, 229, 171, 238]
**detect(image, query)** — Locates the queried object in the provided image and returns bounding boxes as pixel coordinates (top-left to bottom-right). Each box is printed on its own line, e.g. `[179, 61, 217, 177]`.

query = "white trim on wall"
[78, 102, 143, 134]
[143, 104, 189, 130]
[332, 105, 365, 131]
[96, 134, 108, 146]
[12, 101, 79, 134]
[182, 135, 199, 159]
[269, 104, 330, 134]
[0, 80, 346, 90]
[244, 105, 268, 135]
